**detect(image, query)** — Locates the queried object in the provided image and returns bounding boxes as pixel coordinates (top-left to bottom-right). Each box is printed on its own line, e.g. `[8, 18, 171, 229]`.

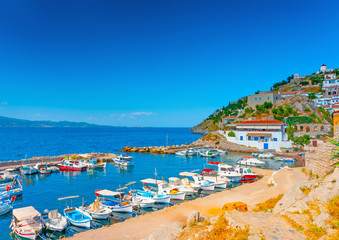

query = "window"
[259, 97, 261, 101]
[255, 97, 257, 101]
[240, 136, 243, 141]
[273, 138, 277, 141]
[267, 97, 270, 100]
[254, 137, 259, 141]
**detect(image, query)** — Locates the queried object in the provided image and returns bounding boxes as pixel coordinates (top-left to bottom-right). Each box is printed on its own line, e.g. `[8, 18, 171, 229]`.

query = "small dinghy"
[34, 163, 51, 174]
[59, 195, 92, 229]
[41, 209, 68, 232]
[95, 189, 133, 213]
[0, 196, 15, 216]
[79, 198, 112, 219]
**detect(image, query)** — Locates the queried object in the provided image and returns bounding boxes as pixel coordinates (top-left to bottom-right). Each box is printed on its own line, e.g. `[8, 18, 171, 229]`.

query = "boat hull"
[13, 228, 41, 240]
[42, 214, 68, 231]
[58, 165, 87, 171]
[214, 182, 227, 188]
[168, 191, 185, 201]
[64, 208, 92, 229]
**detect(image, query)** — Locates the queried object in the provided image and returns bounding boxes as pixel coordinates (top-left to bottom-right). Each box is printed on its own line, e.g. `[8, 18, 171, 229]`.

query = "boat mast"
[155, 168, 158, 194]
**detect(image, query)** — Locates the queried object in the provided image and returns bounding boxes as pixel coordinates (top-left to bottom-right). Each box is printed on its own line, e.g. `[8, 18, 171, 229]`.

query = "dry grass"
[178, 215, 250, 240]
[300, 187, 311, 196]
[304, 224, 326, 240]
[253, 194, 283, 212]
[326, 194, 339, 230]
[282, 215, 304, 231]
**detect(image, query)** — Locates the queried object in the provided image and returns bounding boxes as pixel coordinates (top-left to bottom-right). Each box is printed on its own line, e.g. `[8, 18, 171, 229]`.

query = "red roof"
[238, 120, 284, 125]
[322, 64, 327, 66]
[332, 105, 339, 108]
[333, 110, 339, 114]
[224, 116, 237, 119]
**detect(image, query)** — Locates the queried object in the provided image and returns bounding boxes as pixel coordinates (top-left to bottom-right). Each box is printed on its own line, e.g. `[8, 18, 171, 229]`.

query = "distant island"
[0, 116, 111, 128]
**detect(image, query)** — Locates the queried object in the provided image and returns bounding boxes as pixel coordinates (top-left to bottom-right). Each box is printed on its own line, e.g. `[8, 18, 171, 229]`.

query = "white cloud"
[130, 112, 154, 116]
[109, 112, 156, 119]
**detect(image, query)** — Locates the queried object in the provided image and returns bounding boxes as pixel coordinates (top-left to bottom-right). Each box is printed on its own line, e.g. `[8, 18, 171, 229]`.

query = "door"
[264, 143, 268, 149]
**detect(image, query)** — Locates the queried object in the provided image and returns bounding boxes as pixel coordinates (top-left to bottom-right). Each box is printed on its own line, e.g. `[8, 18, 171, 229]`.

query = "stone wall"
[305, 135, 337, 177]
[294, 123, 332, 137]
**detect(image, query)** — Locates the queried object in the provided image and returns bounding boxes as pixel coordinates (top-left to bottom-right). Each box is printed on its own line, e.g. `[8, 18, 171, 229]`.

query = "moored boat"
[11, 206, 43, 239]
[58, 159, 87, 171]
[79, 198, 112, 219]
[34, 162, 51, 174]
[237, 156, 265, 166]
[41, 209, 68, 232]
[113, 155, 134, 167]
[20, 165, 37, 175]
[95, 189, 133, 213]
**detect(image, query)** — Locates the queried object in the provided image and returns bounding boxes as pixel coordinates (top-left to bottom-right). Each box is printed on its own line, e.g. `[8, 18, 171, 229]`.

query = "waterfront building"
[247, 91, 281, 109]
[220, 120, 292, 151]
[334, 111, 339, 135]
[324, 73, 336, 80]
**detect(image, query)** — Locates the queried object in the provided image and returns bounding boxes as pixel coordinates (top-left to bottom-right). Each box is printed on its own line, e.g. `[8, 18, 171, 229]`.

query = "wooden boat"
[179, 171, 215, 191]
[123, 182, 156, 209]
[199, 150, 219, 158]
[95, 189, 133, 213]
[20, 165, 37, 175]
[34, 163, 51, 174]
[41, 209, 68, 232]
[136, 190, 171, 204]
[11, 206, 43, 240]
[0, 196, 15, 216]
[84, 158, 106, 169]
[175, 148, 196, 156]
[275, 157, 295, 162]
[200, 169, 229, 189]
[0, 182, 23, 201]
[168, 177, 197, 196]
[59, 196, 92, 229]
[58, 159, 87, 171]
[113, 155, 134, 167]
[0, 170, 18, 183]
[141, 178, 186, 201]
[78, 198, 112, 219]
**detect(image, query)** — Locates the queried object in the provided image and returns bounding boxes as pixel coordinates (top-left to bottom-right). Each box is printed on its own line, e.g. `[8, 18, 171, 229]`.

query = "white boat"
[213, 163, 243, 182]
[141, 178, 186, 201]
[168, 177, 197, 196]
[175, 148, 196, 156]
[200, 169, 230, 189]
[95, 189, 133, 213]
[179, 172, 215, 191]
[199, 149, 219, 158]
[124, 191, 155, 208]
[275, 157, 295, 162]
[79, 199, 112, 219]
[113, 155, 134, 167]
[136, 190, 171, 204]
[11, 206, 43, 239]
[20, 165, 37, 175]
[41, 209, 68, 232]
[34, 162, 51, 174]
[58, 195, 92, 229]
[0, 170, 18, 183]
[257, 152, 275, 159]
[237, 156, 265, 166]
[84, 158, 106, 169]
[234, 167, 258, 181]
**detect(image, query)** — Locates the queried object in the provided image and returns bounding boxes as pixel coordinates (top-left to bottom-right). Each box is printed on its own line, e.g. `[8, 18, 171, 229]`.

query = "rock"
[313, 211, 331, 228]
[273, 183, 305, 214]
[145, 223, 182, 240]
[187, 210, 200, 226]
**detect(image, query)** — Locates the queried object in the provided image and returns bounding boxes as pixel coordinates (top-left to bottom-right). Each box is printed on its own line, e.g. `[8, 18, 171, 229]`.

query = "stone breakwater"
[120, 144, 205, 155]
[0, 153, 117, 171]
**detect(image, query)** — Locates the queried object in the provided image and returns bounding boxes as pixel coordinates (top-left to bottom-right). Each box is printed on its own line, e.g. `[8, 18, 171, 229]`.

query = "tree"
[308, 93, 317, 100]
[228, 131, 235, 137]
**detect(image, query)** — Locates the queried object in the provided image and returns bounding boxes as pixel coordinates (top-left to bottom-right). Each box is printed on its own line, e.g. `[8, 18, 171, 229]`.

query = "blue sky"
[0, 0, 338, 127]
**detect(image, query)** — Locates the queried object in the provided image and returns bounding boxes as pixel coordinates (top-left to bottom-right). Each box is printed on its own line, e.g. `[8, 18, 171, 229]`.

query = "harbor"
[0, 148, 300, 239]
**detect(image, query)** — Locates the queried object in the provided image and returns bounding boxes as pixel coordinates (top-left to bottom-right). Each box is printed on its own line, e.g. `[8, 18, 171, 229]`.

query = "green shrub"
[304, 107, 311, 112]
[228, 131, 235, 137]
[300, 81, 309, 86]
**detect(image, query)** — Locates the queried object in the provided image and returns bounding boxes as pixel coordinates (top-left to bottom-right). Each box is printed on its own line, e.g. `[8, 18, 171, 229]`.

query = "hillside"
[0, 116, 110, 128]
[192, 69, 337, 134]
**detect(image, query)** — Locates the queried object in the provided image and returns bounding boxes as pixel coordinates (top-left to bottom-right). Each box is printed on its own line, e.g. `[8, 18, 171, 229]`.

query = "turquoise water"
[0, 128, 297, 239]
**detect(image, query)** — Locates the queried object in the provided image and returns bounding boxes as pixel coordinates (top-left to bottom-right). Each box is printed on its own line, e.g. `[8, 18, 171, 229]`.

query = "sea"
[0, 127, 297, 239]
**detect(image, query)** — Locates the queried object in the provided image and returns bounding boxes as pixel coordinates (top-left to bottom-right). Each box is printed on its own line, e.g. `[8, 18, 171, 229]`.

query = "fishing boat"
[256, 152, 275, 159]
[234, 167, 258, 182]
[20, 165, 37, 175]
[95, 189, 133, 213]
[34, 162, 51, 174]
[199, 149, 219, 158]
[141, 178, 186, 201]
[0, 196, 15, 216]
[84, 158, 106, 169]
[11, 206, 43, 239]
[58, 159, 87, 171]
[122, 182, 156, 209]
[179, 172, 215, 191]
[168, 177, 197, 196]
[136, 190, 171, 204]
[0, 170, 18, 183]
[0, 178, 23, 201]
[175, 148, 196, 156]
[59, 196, 92, 229]
[113, 155, 134, 167]
[200, 169, 229, 188]
[275, 157, 295, 162]
[208, 163, 243, 182]
[237, 156, 265, 166]
[79, 198, 112, 219]
[41, 209, 68, 232]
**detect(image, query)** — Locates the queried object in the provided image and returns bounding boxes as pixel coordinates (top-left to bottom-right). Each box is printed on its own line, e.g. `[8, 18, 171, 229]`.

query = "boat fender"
[129, 192, 132, 197]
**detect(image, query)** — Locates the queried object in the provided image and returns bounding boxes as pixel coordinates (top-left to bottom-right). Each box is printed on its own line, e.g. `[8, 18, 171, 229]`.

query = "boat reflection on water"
[114, 165, 134, 174]
[60, 171, 82, 178]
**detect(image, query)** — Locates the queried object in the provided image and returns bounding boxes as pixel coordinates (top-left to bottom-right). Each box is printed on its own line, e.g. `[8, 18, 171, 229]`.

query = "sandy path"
[69, 167, 307, 240]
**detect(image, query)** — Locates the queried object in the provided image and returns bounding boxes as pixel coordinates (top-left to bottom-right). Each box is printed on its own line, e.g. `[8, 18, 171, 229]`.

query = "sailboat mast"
[155, 168, 158, 194]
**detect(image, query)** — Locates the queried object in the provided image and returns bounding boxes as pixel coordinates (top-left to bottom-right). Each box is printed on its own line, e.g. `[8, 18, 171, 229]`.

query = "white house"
[324, 73, 336, 80]
[220, 120, 293, 151]
[323, 79, 339, 89]
[320, 64, 327, 73]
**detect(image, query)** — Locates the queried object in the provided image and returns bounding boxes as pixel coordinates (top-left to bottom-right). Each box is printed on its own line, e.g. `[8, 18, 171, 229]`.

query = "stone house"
[247, 91, 281, 109]
[323, 86, 339, 98]
[294, 123, 331, 137]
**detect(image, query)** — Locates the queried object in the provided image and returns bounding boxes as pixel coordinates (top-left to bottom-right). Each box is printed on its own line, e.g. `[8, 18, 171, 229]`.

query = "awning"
[13, 206, 41, 221]
[140, 178, 167, 184]
[179, 172, 198, 177]
[237, 125, 281, 130]
[246, 133, 272, 137]
[96, 189, 121, 196]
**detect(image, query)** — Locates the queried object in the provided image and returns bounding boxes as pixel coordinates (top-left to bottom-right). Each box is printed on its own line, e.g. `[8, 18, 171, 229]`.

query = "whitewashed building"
[220, 120, 293, 151]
